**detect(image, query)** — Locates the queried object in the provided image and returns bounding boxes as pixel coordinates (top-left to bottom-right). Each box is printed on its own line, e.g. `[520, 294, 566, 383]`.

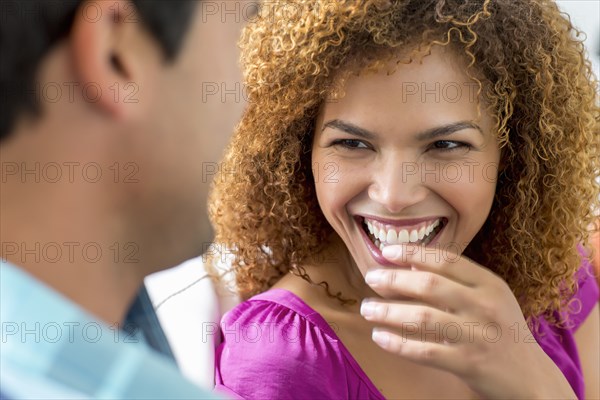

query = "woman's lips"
[358, 220, 398, 267]
[356, 216, 447, 267]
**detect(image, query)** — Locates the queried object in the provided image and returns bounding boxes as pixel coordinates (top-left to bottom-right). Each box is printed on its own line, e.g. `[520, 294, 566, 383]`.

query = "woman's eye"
[431, 140, 471, 152]
[331, 139, 370, 149]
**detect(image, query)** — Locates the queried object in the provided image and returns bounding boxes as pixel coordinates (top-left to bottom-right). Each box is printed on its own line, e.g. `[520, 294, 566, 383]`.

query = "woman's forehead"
[324, 45, 481, 104]
[318, 47, 492, 132]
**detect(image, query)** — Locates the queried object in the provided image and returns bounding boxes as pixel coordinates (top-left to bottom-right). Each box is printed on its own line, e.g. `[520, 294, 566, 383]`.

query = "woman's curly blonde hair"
[209, 0, 600, 330]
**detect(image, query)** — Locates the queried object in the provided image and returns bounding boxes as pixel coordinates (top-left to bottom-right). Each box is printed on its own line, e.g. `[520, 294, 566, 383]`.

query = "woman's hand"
[360, 244, 577, 399]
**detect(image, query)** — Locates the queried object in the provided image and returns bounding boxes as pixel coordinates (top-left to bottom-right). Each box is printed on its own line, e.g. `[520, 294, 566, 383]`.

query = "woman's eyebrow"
[416, 121, 483, 141]
[322, 119, 482, 140]
[322, 119, 377, 139]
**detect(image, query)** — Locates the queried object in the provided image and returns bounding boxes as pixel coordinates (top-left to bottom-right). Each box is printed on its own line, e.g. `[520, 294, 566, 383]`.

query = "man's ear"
[70, 0, 160, 120]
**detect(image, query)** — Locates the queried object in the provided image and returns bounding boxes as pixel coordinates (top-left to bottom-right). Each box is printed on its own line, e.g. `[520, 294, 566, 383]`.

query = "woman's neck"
[298, 234, 380, 310]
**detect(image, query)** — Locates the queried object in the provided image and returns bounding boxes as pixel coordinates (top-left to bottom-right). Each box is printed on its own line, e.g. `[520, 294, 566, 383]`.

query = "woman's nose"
[367, 157, 429, 214]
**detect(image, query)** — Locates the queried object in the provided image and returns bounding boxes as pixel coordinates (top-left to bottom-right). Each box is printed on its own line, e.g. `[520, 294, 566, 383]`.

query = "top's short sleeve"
[213, 289, 386, 400]
[214, 295, 348, 399]
[532, 245, 599, 400]
[561, 245, 599, 331]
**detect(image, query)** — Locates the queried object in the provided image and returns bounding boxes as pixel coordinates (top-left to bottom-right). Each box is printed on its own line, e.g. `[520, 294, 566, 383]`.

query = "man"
[1, 0, 246, 397]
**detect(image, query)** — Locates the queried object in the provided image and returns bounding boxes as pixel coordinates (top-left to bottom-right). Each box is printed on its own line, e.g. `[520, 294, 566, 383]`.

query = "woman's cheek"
[440, 172, 496, 250]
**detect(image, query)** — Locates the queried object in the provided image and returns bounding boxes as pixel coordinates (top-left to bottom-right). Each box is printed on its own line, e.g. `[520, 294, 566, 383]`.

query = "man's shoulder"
[0, 260, 215, 399]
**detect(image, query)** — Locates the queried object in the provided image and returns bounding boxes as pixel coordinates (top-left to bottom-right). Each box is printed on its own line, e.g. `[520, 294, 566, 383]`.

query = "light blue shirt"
[0, 259, 218, 399]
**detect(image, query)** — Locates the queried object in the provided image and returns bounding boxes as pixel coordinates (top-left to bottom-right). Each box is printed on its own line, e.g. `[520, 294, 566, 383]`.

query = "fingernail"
[360, 300, 377, 318]
[372, 328, 390, 348]
[382, 245, 402, 259]
[365, 270, 383, 286]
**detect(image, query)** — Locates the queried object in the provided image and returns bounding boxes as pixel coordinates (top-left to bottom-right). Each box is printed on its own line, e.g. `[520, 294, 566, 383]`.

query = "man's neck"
[1, 193, 142, 326]
[3, 246, 142, 326]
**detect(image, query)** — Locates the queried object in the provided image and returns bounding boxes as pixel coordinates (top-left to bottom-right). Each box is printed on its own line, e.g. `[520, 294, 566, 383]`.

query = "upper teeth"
[366, 218, 441, 245]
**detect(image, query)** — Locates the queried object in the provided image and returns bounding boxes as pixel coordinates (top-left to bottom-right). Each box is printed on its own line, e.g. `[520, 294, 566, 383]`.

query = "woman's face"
[311, 47, 501, 276]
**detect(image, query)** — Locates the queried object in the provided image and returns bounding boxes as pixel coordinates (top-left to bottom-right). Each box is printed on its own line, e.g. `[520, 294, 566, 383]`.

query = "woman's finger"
[361, 301, 461, 343]
[370, 328, 469, 376]
[364, 268, 474, 313]
[381, 244, 496, 287]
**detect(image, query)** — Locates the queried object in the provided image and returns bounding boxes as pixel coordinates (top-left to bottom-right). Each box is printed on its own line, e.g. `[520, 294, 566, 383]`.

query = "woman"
[210, 0, 599, 398]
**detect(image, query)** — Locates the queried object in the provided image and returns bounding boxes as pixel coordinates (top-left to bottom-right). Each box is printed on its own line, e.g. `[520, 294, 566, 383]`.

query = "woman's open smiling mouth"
[355, 215, 448, 265]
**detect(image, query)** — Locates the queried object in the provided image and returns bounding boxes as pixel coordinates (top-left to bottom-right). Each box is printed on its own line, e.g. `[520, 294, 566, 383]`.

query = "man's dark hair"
[0, 0, 199, 139]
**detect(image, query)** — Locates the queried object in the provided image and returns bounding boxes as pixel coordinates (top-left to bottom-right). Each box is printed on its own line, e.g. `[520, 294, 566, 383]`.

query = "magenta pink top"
[214, 254, 599, 399]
